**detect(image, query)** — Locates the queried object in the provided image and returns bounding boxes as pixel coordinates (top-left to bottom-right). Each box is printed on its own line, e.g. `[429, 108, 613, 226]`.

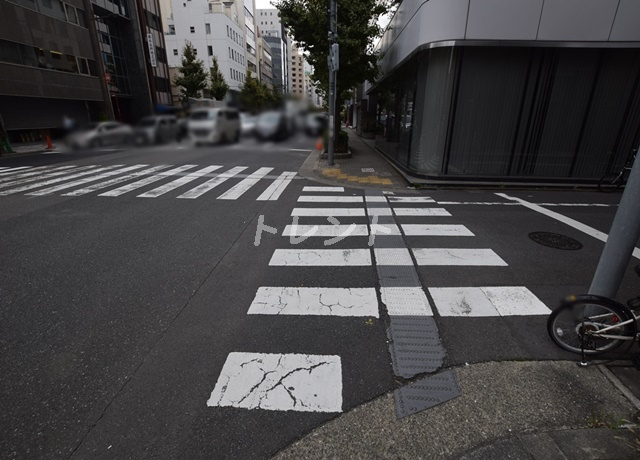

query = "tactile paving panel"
[381, 287, 433, 316]
[377, 264, 422, 287]
[394, 369, 461, 419]
[371, 235, 406, 248]
[387, 316, 445, 378]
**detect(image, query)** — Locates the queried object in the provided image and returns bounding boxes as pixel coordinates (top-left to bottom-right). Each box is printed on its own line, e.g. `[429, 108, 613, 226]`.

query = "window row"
[226, 26, 243, 47]
[228, 47, 244, 65]
[230, 68, 244, 83]
[8, 0, 86, 27]
[0, 38, 96, 76]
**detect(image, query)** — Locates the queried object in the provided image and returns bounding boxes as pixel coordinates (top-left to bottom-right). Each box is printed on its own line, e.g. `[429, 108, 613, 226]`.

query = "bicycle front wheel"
[598, 172, 623, 193]
[547, 299, 636, 355]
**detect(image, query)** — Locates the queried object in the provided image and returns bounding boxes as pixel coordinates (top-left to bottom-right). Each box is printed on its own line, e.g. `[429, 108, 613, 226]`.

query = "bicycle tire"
[598, 172, 623, 193]
[547, 298, 636, 355]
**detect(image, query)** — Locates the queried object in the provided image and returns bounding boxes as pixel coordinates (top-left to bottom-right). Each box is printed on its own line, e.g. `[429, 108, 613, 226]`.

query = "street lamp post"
[327, 0, 338, 166]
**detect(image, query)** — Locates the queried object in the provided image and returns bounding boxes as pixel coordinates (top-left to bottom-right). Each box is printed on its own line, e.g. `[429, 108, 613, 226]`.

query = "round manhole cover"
[529, 232, 583, 250]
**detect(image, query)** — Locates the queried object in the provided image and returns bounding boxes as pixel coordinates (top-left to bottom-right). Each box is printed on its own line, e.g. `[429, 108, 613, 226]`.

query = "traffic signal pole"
[327, 0, 337, 166]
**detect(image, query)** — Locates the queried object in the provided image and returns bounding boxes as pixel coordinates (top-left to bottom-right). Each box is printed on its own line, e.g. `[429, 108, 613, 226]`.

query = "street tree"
[239, 70, 267, 112]
[209, 56, 229, 101]
[275, 0, 394, 133]
[173, 42, 208, 103]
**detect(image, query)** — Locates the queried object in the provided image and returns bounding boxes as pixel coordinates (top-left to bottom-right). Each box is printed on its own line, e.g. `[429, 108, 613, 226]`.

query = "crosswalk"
[208, 186, 553, 416]
[0, 164, 298, 201]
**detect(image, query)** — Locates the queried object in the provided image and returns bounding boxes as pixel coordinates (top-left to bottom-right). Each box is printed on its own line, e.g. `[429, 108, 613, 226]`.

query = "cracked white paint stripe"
[429, 286, 550, 317]
[26, 165, 147, 195]
[291, 208, 366, 217]
[282, 224, 369, 237]
[302, 186, 344, 192]
[0, 166, 77, 185]
[62, 165, 171, 196]
[387, 196, 435, 203]
[297, 196, 363, 203]
[257, 171, 297, 201]
[373, 248, 414, 266]
[177, 166, 247, 199]
[365, 196, 387, 203]
[401, 224, 475, 236]
[367, 207, 393, 216]
[99, 165, 198, 197]
[0, 166, 34, 176]
[412, 248, 507, 266]
[393, 208, 451, 216]
[137, 165, 222, 197]
[208, 352, 342, 413]
[217, 167, 274, 200]
[248, 287, 379, 317]
[0, 165, 109, 195]
[380, 287, 433, 316]
[370, 224, 401, 235]
[269, 249, 371, 266]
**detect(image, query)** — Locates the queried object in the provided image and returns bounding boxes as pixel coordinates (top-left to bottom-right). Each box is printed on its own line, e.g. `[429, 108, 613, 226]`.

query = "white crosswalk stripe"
[0, 166, 34, 176]
[137, 165, 222, 198]
[62, 165, 171, 196]
[291, 208, 366, 217]
[26, 165, 147, 196]
[100, 165, 198, 197]
[429, 287, 550, 317]
[269, 249, 372, 266]
[177, 166, 247, 199]
[401, 224, 474, 236]
[257, 171, 297, 201]
[0, 166, 82, 188]
[0, 165, 107, 195]
[0, 166, 66, 183]
[297, 196, 363, 203]
[282, 224, 369, 237]
[412, 248, 507, 266]
[302, 186, 344, 192]
[217, 167, 273, 200]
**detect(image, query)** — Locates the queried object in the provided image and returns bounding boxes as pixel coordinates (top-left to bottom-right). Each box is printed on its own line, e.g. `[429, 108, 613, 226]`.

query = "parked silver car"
[67, 122, 134, 149]
[134, 115, 179, 145]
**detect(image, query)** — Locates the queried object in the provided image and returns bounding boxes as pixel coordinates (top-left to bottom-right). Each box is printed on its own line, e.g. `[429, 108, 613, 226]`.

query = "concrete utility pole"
[589, 145, 640, 298]
[327, 0, 337, 166]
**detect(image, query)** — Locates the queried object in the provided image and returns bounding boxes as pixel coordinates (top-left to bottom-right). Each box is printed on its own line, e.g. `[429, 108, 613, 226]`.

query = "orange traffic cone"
[45, 135, 53, 150]
[315, 138, 323, 150]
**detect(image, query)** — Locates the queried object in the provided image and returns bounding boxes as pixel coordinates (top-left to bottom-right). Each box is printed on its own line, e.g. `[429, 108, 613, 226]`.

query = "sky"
[255, 0, 275, 9]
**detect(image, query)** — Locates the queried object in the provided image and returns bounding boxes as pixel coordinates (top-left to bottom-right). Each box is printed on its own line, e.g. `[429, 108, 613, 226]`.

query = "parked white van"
[187, 108, 241, 145]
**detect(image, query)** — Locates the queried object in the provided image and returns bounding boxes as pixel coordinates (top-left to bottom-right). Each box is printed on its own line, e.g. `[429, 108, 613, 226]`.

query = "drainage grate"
[528, 232, 583, 250]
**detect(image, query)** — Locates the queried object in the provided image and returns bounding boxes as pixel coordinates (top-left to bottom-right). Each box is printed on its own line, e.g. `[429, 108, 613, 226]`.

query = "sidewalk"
[275, 360, 640, 459]
[298, 129, 411, 190]
[1, 141, 57, 157]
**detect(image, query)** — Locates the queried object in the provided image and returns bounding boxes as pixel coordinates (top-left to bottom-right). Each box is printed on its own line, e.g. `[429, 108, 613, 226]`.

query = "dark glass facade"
[370, 46, 640, 181]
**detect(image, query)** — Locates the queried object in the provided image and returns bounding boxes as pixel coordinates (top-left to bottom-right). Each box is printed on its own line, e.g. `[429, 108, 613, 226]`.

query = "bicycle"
[547, 264, 640, 361]
[598, 149, 637, 193]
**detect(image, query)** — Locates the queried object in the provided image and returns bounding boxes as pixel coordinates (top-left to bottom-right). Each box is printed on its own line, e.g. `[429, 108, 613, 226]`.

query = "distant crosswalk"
[0, 164, 298, 201]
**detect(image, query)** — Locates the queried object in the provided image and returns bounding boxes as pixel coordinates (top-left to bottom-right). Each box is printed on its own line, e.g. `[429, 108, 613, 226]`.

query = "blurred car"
[304, 112, 328, 137]
[188, 108, 241, 145]
[254, 111, 290, 141]
[134, 115, 179, 145]
[240, 113, 257, 136]
[67, 122, 134, 149]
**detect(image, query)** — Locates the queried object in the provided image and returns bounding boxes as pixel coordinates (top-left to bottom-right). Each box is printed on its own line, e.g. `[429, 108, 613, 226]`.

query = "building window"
[227, 26, 229, 37]
[190, 26, 195, 33]
[193, 48, 197, 55]
[168, 25, 175, 35]
[173, 49, 178, 56]
[209, 3, 212, 11]
[230, 68, 232, 79]
[208, 45, 213, 56]
[64, 3, 79, 25]
[229, 47, 231, 58]
[205, 23, 210, 34]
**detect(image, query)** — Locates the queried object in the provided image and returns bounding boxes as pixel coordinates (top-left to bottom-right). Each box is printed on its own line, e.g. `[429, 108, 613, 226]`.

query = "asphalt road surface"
[0, 137, 636, 458]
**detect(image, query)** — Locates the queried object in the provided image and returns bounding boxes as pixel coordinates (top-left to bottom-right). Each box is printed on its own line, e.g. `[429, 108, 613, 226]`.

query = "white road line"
[436, 201, 520, 206]
[291, 208, 366, 217]
[393, 208, 452, 216]
[62, 165, 171, 196]
[303, 186, 344, 192]
[365, 196, 386, 203]
[248, 287, 379, 317]
[0, 165, 108, 195]
[257, 171, 297, 201]
[26, 165, 147, 196]
[373, 248, 414, 265]
[370, 223, 401, 235]
[401, 224, 475, 236]
[177, 166, 247, 199]
[367, 207, 393, 216]
[436, 201, 615, 207]
[412, 248, 508, 266]
[387, 196, 435, 203]
[100, 165, 197, 197]
[137, 165, 222, 198]
[0, 166, 81, 188]
[429, 286, 550, 317]
[289, 148, 311, 152]
[269, 249, 372, 266]
[217, 167, 274, 200]
[208, 352, 342, 413]
[496, 192, 640, 259]
[282, 224, 369, 237]
[380, 287, 433, 316]
[0, 166, 33, 176]
[297, 196, 363, 203]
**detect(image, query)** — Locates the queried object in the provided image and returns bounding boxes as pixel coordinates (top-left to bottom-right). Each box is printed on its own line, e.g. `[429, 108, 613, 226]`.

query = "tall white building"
[256, 8, 290, 94]
[164, 1, 249, 93]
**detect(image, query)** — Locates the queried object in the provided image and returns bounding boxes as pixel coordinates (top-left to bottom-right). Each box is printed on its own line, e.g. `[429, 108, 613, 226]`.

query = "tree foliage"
[239, 70, 281, 112]
[173, 42, 208, 103]
[275, 0, 392, 103]
[209, 56, 229, 101]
